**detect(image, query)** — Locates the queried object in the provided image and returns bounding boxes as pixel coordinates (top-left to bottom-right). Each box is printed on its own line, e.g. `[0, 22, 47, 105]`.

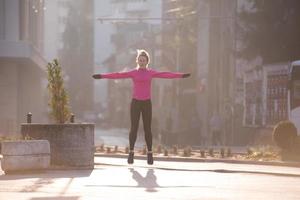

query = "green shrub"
[47, 59, 71, 123]
[245, 146, 280, 161]
[273, 120, 297, 150]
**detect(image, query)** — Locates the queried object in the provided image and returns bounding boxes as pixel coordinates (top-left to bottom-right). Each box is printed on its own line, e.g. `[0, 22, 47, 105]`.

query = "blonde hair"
[136, 49, 150, 68]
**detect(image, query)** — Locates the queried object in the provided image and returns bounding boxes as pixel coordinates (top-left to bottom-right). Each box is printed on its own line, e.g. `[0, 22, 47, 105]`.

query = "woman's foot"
[127, 151, 134, 164]
[147, 151, 153, 165]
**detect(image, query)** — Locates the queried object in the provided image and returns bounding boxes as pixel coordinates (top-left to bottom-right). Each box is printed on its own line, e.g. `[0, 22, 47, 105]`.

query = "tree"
[59, 1, 94, 119]
[238, 0, 300, 63]
[47, 59, 71, 123]
[161, 0, 199, 144]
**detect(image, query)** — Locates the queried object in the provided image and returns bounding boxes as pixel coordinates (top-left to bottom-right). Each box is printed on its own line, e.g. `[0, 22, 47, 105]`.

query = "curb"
[95, 153, 300, 168]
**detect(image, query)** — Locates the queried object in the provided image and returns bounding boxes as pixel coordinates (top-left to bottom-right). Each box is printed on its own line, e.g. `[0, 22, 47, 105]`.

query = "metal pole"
[70, 113, 75, 123]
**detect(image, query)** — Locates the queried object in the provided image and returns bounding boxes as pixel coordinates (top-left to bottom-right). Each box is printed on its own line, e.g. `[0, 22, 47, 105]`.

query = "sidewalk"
[1, 156, 300, 200]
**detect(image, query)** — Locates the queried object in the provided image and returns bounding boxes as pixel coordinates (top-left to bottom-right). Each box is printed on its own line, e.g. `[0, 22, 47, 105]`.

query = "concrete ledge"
[1, 140, 50, 155]
[1, 140, 50, 173]
[1, 155, 50, 172]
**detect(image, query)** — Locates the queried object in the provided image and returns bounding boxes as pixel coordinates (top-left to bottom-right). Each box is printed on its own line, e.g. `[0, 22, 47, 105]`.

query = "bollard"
[142, 146, 147, 155]
[200, 149, 205, 158]
[106, 147, 111, 153]
[70, 113, 75, 123]
[172, 145, 178, 155]
[125, 146, 129, 154]
[209, 148, 214, 157]
[114, 145, 118, 153]
[247, 148, 252, 155]
[27, 112, 32, 123]
[183, 146, 192, 157]
[100, 144, 104, 152]
[156, 144, 162, 154]
[226, 148, 232, 157]
[220, 148, 225, 158]
[164, 148, 168, 156]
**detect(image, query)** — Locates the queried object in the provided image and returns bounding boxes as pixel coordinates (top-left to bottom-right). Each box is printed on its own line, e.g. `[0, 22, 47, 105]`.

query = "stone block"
[1, 140, 50, 173]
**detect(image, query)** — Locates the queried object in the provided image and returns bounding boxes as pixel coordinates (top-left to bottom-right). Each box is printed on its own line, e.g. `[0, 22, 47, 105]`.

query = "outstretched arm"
[93, 71, 133, 79]
[152, 70, 190, 79]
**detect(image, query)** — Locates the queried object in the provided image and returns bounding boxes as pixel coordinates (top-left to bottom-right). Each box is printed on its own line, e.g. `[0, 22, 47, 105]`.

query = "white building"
[0, 0, 48, 136]
[0, 0, 82, 135]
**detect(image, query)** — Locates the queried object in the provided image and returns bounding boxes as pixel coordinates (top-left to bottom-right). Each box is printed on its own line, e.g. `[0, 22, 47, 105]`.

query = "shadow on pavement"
[129, 168, 159, 192]
[85, 168, 210, 191]
[30, 197, 80, 200]
[0, 169, 93, 180]
[0, 170, 91, 194]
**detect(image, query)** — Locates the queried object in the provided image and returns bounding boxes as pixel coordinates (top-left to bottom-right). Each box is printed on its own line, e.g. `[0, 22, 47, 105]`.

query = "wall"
[0, 60, 47, 136]
[0, 61, 18, 136]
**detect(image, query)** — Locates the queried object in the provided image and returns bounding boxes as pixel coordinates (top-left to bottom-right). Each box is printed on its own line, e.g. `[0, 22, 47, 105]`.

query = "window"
[293, 80, 300, 99]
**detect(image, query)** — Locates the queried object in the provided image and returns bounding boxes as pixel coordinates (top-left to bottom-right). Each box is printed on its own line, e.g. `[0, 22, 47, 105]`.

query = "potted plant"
[21, 59, 94, 169]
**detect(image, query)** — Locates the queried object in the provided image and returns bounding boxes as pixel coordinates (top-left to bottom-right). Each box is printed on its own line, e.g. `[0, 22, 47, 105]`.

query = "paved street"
[94, 128, 144, 148]
[1, 157, 300, 200]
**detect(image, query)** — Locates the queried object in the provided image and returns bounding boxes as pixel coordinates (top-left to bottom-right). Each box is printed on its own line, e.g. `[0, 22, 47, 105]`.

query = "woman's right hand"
[92, 74, 102, 79]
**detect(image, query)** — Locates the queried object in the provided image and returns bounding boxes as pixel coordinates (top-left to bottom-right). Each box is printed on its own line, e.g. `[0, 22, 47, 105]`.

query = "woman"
[93, 49, 190, 165]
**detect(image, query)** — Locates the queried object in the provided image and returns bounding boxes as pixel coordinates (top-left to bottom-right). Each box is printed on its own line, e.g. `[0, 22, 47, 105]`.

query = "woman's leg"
[141, 100, 152, 151]
[129, 99, 141, 151]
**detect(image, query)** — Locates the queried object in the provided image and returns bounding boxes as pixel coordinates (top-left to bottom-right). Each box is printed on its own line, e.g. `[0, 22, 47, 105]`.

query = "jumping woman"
[93, 49, 190, 165]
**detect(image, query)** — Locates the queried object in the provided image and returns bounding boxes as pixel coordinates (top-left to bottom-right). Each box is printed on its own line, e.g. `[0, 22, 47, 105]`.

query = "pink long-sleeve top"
[101, 68, 184, 100]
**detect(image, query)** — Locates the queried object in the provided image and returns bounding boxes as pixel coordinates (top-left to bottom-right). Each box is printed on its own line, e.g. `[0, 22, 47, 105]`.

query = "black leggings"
[129, 99, 152, 151]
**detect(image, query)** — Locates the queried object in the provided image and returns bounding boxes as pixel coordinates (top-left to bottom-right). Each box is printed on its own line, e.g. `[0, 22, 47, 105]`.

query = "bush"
[273, 121, 297, 150]
[47, 59, 71, 123]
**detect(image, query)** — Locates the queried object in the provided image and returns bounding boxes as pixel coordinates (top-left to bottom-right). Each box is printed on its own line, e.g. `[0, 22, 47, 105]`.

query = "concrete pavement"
[1, 156, 300, 200]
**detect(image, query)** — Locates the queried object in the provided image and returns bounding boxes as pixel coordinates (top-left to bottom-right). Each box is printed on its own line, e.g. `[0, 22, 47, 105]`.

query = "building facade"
[243, 62, 289, 128]
[161, 0, 237, 146]
[0, 0, 48, 136]
[0, 0, 95, 136]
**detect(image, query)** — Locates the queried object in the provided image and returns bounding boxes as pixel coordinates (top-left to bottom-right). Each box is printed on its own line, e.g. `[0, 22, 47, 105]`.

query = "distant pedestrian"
[209, 111, 223, 146]
[93, 49, 190, 165]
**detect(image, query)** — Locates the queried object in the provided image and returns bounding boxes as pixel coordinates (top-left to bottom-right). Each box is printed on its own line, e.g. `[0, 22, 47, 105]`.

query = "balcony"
[0, 40, 47, 70]
[126, 2, 149, 13]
